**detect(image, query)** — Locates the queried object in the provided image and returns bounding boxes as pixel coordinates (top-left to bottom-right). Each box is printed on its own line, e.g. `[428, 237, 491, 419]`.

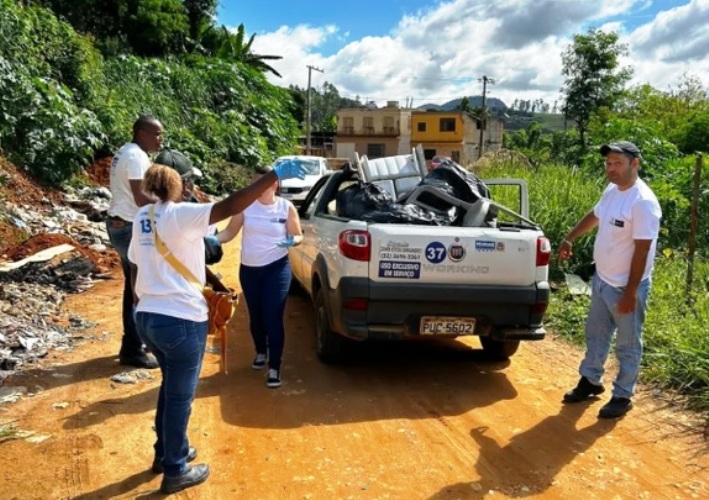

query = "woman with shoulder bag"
[127, 161, 306, 495]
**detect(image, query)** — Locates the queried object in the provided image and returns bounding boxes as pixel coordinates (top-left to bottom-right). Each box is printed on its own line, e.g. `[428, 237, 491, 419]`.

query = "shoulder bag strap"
[149, 205, 203, 292]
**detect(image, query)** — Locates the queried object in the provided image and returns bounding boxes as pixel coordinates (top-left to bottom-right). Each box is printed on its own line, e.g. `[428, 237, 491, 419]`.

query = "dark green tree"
[35, 0, 191, 56]
[561, 28, 632, 149]
[457, 96, 471, 112]
[311, 82, 342, 132]
[206, 24, 282, 77]
[183, 0, 217, 40]
[677, 111, 709, 154]
[125, 0, 190, 56]
[287, 85, 306, 127]
[35, 0, 128, 48]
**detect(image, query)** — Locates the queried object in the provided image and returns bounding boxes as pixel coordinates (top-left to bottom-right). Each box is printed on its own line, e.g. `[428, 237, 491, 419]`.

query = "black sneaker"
[160, 463, 210, 494]
[151, 446, 198, 474]
[598, 397, 633, 419]
[252, 353, 267, 370]
[563, 376, 605, 403]
[266, 368, 281, 388]
[119, 352, 159, 369]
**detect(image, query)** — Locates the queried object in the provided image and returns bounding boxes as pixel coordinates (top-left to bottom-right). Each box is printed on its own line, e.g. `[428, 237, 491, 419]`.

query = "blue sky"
[217, 0, 709, 107]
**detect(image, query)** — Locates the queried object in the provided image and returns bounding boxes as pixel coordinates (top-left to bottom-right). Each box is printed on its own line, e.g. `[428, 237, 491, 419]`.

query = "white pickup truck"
[288, 150, 551, 363]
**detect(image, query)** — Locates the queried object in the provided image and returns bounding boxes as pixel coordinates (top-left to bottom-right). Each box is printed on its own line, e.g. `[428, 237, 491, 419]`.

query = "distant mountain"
[416, 96, 508, 112]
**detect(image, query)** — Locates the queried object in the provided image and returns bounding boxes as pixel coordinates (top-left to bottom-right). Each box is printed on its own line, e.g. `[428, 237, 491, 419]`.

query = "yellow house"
[411, 111, 503, 166]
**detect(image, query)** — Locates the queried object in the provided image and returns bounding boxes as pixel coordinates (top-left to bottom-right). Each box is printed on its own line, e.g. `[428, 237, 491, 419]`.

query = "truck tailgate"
[368, 224, 541, 287]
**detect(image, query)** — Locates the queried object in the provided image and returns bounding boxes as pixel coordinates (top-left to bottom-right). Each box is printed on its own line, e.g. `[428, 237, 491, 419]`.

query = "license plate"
[420, 316, 476, 335]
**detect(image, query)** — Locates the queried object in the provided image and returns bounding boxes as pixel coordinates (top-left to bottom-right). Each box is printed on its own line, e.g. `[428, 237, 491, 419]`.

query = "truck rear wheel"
[480, 337, 520, 360]
[315, 288, 347, 363]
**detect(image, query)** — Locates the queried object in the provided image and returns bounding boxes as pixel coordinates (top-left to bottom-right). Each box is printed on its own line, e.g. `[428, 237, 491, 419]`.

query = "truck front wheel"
[480, 337, 520, 360]
[315, 288, 347, 363]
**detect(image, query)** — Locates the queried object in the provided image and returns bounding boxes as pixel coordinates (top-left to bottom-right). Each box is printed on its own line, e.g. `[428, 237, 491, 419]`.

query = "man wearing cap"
[155, 149, 204, 202]
[558, 141, 661, 419]
[106, 115, 164, 369]
[155, 149, 222, 265]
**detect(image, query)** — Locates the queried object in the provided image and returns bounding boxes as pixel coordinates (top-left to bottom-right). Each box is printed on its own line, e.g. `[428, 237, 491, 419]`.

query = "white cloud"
[623, 0, 709, 93]
[242, 0, 709, 108]
[238, 25, 335, 87]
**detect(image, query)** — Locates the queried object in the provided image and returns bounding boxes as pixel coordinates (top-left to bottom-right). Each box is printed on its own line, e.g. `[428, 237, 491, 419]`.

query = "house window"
[383, 116, 395, 133]
[476, 119, 486, 130]
[417, 122, 426, 132]
[367, 143, 385, 158]
[440, 118, 456, 132]
[363, 117, 374, 134]
[342, 117, 354, 134]
[423, 149, 436, 160]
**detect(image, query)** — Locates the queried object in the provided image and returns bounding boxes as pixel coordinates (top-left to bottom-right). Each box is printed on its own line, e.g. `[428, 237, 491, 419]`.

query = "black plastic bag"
[336, 181, 393, 219]
[361, 203, 456, 226]
[422, 162, 490, 201]
[204, 236, 223, 265]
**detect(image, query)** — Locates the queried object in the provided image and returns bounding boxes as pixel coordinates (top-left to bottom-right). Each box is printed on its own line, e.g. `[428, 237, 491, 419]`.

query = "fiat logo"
[448, 244, 466, 262]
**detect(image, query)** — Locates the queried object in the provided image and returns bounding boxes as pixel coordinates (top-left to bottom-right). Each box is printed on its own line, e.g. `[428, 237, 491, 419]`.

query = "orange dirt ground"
[0, 232, 708, 499]
[0, 156, 707, 498]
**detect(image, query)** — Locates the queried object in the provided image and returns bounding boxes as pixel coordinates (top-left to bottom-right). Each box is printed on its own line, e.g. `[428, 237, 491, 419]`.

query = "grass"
[481, 157, 709, 422]
[550, 256, 709, 414]
[0, 421, 19, 443]
[481, 161, 604, 279]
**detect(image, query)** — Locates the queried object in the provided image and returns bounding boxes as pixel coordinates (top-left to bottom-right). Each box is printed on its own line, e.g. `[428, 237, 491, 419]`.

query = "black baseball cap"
[155, 149, 202, 179]
[600, 141, 642, 159]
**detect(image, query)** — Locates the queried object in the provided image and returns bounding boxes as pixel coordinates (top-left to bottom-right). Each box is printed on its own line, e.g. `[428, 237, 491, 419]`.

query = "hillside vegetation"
[0, 0, 299, 191]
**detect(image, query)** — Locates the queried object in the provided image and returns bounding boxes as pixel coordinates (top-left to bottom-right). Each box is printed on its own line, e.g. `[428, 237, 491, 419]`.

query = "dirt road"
[1, 234, 707, 499]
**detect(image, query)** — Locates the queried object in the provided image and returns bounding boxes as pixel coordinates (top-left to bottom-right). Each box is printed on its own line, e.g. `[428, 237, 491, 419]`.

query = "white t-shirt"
[128, 201, 215, 322]
[593, 179, 662, 287]
[108, 143, 151, 222]
[241, 197, 291, 267]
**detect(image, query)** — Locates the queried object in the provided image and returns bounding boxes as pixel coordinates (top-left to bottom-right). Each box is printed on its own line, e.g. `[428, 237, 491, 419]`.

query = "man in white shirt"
[558, 141, 662, 419]
[106, 115, 164, 369]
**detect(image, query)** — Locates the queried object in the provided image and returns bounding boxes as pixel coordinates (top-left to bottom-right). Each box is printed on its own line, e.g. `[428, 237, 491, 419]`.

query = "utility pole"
[477, 75, 495, 159]
[306, 65, 324, 155]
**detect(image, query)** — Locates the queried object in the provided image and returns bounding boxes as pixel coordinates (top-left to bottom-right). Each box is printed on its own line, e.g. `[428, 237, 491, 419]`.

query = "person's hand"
[276, 235, 295, 248]
[557, 239, 573, 261]
[273, 160, 307, 180]
[616, 290, 637, 314]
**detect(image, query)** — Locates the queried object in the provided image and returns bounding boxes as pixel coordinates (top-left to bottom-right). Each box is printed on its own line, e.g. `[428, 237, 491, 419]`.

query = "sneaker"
[160, 463, 210, 494]
[151, 446, 198, 474]
[563, 376, 605, 403]
[598, 397, 633, 419]
[266, 368, 281, 388]
[252, 353, 267, 370]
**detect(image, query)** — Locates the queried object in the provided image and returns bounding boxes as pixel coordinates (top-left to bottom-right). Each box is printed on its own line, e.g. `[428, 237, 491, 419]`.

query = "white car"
[274, 155, 331, 205]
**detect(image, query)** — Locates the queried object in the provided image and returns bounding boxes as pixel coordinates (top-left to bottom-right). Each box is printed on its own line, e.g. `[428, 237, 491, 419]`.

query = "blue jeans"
[105, 220, 143, 357]
[579, 274, 651, 399]
[239, 256, 291, 370]
[136, 312, 208, 476]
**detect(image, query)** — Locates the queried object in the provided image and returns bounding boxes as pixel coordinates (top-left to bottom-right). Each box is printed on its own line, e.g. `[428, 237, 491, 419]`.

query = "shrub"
[480, 161, 604, 279]
[0, 58, 104, 186]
